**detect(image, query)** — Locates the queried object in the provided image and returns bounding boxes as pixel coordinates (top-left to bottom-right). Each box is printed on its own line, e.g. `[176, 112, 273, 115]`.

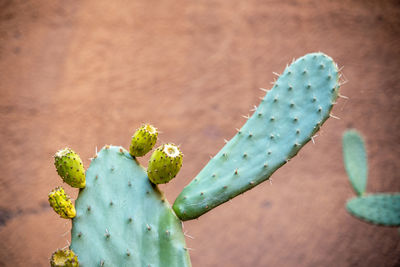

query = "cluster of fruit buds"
[48, 124, 183, 266]
[129, 124, 183, 184]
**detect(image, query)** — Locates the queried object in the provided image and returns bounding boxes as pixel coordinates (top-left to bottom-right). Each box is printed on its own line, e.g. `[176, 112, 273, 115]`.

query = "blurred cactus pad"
[342, 130, 400, 226]
[48, 52, 342, 266]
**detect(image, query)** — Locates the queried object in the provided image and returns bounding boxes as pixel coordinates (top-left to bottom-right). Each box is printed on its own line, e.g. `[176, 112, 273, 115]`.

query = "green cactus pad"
[70, 146, 191, 267]
[346, 194, 400, 226]
[48, 187, 76, 219]
[342, 130, 368, 196]
[148, 144, 183, 184]
[54, 148, 86, 188]
[50, 248, 79, 267]
[173, 52, 340, 220]
[130, 124, 158, 157]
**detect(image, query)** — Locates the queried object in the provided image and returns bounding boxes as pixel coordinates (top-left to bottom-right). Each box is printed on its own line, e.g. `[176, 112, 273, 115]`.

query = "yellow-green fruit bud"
[54, 148, 86, 188]
[147, 143, 183, 184]
[48, 187, 76, 219]
[50, 248, 79, 267]
[130, 124, 158, 157]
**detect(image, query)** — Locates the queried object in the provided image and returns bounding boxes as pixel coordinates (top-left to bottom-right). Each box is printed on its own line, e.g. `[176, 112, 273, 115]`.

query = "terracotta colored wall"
[0, 0, 399, 266]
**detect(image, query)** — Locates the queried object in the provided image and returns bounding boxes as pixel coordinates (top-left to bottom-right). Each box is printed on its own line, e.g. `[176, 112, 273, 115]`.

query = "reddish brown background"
[0, 0, 399, 266]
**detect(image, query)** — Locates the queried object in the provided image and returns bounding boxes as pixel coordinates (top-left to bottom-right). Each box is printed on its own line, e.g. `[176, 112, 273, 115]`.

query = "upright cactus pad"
[70, 146, 191, 267]
[130, 124, 158, 157]
[342, 130, 367, 196]
[54, 148, 86, 188]
[173, 52, 340, 220]
[346, 194, 400, 226]
[148, 144, 183, 184]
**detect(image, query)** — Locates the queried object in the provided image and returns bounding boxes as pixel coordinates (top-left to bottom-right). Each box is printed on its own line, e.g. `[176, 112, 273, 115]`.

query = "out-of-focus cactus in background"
[343, 130, 400, 227]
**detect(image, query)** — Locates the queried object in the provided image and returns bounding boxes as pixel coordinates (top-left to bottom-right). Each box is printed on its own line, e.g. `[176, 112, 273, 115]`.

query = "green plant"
[342, 130, 400, 226]
[48, 52, 341, 266]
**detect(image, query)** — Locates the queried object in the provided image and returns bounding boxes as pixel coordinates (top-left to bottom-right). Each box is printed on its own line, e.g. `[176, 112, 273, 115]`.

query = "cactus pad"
[70, 146, 191, 267]
[148, 144, 183, 184]
[50, 248, 79, 267]
[48, 187, 76, 219]
[130, 124, 158, 157]
[173, 52, 340, 220]
[54, 148, 86, 188]
[342, 130, 368, 196]
[346, 194, 400, 226]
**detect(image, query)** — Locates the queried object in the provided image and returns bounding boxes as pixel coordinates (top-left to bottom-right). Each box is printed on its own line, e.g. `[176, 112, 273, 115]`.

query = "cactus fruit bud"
[48, 187, 76, 219]
[50, 248, 79, 267]
[130, 124, 158, 157]
[147, 143, 183, 184]
[54, 148, 86, 188]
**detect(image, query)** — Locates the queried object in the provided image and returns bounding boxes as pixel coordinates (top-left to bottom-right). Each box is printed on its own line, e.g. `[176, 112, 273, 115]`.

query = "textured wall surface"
[0, 0, 399, 266]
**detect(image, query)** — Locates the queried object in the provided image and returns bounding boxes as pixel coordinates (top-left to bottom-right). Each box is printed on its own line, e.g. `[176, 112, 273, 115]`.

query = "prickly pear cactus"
[173, 52, 341, 220]
[48, 52, 343, 266]
[342, 130, 400, 226]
